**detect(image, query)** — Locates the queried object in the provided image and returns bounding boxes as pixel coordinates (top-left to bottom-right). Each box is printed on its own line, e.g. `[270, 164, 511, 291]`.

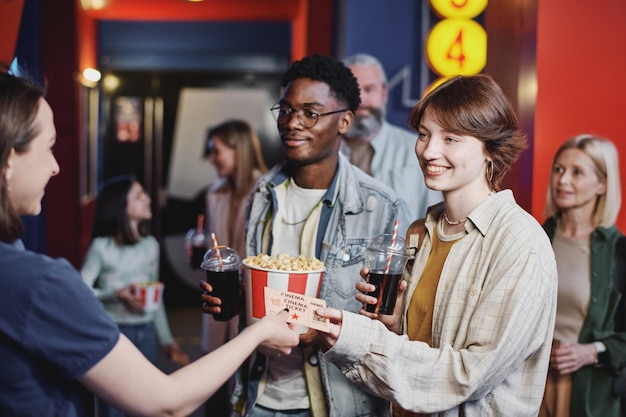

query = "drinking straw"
[384, 219, 399, 275]
[196, 214, 204, 232]
[210, 232, 224, 270]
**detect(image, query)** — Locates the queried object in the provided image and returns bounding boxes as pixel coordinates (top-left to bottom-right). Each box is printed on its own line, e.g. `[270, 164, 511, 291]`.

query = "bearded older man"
[342, 53, 441, 219]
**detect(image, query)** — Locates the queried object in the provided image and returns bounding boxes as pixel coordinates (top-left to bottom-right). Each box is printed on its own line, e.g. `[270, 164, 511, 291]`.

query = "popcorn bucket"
[133, 282, 164, 313]
[243, 262, 324, 330]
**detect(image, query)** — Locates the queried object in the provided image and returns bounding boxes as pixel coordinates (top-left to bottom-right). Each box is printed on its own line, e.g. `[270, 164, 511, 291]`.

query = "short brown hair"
[408, 74, 527, 190]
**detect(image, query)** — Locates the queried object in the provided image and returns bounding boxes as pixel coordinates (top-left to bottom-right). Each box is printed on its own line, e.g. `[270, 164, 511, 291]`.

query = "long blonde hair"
[544, 134, 621, 228]
[206, 119, 268, 196]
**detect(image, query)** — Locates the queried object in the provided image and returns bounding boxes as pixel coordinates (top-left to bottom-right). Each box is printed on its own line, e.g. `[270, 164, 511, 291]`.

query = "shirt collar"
[269, 162, 340, 208]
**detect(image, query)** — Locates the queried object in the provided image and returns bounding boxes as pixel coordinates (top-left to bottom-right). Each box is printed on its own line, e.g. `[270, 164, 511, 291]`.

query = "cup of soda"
[201, 246, 241, 321]
[185, 227, 207, 269]
[365, 234, 409, 315]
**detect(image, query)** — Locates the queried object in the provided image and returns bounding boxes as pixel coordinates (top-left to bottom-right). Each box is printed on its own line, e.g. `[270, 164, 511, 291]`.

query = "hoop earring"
[486, 160, 494, 182]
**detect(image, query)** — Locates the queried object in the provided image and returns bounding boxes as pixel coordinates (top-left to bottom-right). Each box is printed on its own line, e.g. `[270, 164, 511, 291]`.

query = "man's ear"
[3, 148, 16, 183]
[337, 110, 354, 135]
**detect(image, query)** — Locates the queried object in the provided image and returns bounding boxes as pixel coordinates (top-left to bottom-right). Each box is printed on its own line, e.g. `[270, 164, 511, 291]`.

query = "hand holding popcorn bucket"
[243, 253, 324, 333]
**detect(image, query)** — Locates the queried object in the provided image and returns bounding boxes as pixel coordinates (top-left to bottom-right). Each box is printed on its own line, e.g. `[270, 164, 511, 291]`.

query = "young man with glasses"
[202, 54, 411, 417]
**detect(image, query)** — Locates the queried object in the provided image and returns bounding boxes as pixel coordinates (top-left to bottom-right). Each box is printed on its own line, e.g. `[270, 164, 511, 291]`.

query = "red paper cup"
[243, 262, 324, 331]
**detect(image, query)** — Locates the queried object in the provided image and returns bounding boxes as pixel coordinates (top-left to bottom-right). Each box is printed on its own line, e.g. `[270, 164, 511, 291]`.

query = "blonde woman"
[200, 119, 268, 416]
[540, 135, 624, 417]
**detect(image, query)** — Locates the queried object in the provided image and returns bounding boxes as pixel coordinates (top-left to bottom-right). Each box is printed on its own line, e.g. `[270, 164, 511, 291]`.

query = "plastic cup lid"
[367, 233, 407, 255]
[200, 246, 241, 271]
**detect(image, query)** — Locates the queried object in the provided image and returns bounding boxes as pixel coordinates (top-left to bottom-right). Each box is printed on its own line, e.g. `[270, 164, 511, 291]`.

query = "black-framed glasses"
[270, 105, 348, 128]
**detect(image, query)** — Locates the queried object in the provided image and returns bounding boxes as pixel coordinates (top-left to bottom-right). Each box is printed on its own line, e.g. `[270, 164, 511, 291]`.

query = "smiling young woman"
[316, 74, 558, 417]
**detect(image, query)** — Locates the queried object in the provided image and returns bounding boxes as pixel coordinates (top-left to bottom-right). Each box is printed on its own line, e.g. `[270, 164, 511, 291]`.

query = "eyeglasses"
[270, 105, 348, 128]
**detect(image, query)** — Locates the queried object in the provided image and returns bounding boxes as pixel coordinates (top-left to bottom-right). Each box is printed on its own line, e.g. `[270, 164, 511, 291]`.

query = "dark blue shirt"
[0, 241, 119, 416]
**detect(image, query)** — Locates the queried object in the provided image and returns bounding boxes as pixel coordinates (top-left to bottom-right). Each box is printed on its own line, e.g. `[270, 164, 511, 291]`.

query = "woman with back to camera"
[200, 119, 268, 416]
[81, 175, 189, 416]
[539, 135, 625, 417]
[0, 70, 299, 417]
[316, 74, 558, 416]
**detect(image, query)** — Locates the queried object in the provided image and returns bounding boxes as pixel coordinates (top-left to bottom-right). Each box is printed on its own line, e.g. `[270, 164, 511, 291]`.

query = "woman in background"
[200, 119, 268, 416]
[540, 134, 625, 417]
[0, 69, 299, 417]
[204, 119, 268, 255]
[82, 175, 190, 416]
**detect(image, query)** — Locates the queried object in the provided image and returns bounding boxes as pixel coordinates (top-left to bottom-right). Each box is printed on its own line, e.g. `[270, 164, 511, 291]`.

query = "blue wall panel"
[342, 0, 430, 130]
[98, 21, 292, 72]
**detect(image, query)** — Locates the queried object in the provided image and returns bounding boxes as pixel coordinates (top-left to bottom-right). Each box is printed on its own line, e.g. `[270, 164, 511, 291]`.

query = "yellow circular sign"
[426, 18, 487, 77]
[423, 76, 452, 97]
[429, 0, 488, 19]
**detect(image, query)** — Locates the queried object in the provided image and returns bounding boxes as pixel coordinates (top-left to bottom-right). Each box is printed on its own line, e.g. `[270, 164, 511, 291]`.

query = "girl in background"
[81, 175, 189, 416]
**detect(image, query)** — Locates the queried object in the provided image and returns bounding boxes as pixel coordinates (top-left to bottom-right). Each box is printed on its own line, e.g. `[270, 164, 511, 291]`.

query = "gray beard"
[345, 107, 384, 140]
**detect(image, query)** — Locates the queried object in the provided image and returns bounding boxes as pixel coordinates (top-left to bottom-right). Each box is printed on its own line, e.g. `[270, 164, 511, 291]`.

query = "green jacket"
[544, 217, 625, 417]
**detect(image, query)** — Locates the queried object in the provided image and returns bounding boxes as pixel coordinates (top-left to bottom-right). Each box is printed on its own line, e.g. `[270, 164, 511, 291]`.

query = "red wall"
[534, 0, 626, 231]
[0, 0, 24, 66]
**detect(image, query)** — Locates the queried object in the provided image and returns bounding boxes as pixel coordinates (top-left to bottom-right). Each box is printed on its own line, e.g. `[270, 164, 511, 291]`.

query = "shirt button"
[469, 289, 478, 297]
[342, 253, 350, 262]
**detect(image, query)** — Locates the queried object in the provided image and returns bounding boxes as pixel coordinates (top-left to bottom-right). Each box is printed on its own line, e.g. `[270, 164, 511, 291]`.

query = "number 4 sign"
[426, 0, 488, 79]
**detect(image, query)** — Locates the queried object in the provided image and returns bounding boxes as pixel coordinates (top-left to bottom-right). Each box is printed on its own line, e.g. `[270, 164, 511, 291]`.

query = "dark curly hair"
[281, 54, 361, 112]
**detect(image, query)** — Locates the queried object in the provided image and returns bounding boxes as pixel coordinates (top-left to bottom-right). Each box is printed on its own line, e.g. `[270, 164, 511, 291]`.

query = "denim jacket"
[239, 153, 412, 417]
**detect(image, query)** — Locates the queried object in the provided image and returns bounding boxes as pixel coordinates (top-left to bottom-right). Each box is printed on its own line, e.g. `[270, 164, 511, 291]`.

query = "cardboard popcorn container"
[243, 260, 324, 330]
[132, 282, 164, 313]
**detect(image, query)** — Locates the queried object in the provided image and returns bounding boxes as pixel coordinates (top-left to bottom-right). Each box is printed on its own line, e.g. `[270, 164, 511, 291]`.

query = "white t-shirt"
[258, 179, 326, 410]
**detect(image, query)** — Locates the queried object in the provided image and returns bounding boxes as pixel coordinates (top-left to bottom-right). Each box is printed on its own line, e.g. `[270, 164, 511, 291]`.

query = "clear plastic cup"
[201, 246, 241, 321]
[365, 234, 408, 315]
[185, 227, 207, 269]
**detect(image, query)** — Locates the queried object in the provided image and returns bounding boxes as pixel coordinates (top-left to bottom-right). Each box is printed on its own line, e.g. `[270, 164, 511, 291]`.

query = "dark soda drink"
[190, 246, 205, 269]
[365, 272, 402, 315]
[205, 269, 239, 321]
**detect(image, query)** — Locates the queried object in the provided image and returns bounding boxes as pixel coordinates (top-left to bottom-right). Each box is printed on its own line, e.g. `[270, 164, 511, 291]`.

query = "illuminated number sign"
[425, 0, 488, 91]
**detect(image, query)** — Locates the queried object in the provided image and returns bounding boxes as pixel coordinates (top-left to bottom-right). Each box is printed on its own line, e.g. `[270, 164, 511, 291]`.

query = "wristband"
[593, 341, 607, 366]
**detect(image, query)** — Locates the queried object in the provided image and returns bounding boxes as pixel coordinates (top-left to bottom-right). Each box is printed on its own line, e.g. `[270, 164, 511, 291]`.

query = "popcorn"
[243, 253, 324, 272]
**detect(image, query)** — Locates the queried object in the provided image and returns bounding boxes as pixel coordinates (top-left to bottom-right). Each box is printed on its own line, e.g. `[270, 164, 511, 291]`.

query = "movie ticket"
[264, 287, 330, 333]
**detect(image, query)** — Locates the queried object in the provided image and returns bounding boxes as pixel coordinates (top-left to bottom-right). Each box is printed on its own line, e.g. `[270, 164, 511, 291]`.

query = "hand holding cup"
[200, 280, 224, 315]
[361, 233, 409, 320]
[200, 244, 241, 321]
[356, 267, 407, 333]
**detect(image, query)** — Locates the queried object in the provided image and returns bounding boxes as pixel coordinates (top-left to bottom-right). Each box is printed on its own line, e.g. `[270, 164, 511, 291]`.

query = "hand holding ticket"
[264, 287, 330, 333]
